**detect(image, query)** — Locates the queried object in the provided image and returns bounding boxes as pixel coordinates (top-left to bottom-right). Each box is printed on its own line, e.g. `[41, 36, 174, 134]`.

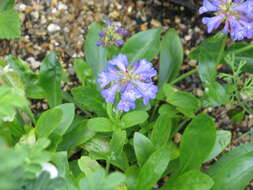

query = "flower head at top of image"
[97, 54, 158, 112]
[96, 19, 128, 48]
[199, 0, 253, 40]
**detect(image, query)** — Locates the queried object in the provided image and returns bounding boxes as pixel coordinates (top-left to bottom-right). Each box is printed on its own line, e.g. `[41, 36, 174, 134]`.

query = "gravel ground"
[1, 0, 253, 188]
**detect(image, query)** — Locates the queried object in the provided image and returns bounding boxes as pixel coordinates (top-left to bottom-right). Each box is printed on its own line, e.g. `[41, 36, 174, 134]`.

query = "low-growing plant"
[1, 0, 253, 190]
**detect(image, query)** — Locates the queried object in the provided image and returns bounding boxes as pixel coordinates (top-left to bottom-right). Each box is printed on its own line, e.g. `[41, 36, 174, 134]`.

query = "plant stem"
[171, 68, 198, 85]
[235, 44, 253, 54]
[106, 159, 110, 173]
[235, 90, 253, 116]
[236, 129, 253, 142]
[171, 118, 189, 137]
[150, 103, 159, 121]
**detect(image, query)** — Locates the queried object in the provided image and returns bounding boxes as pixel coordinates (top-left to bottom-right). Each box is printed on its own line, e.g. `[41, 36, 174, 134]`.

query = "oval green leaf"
[87, 117, 113, 132]
[136, 145, 170, 190]
[159, 28, 183, 86]
[133, 132, 155, 166]
[84, 22, 107, 78]
[121, 28, 161, 63]
[122, 111, 148, 128]
[178, 113, 216, 174]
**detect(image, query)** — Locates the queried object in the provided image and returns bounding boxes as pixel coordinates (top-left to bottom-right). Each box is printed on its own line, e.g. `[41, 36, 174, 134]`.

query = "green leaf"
[178, 113, 216, 174]
[151, 114, 172, 147]
[105, 172, 126, 189]
[189, 33, 227, 83]
[227, 108, 245, 123]
[58, 120, 95, 151]
[159, 28, 183, 86]
[163, 84, 200, 117]
[136, 145, 171, 190]
[0, 8, 21, 39]
[208, 151, 253, 190]
[39, 52, 63, 108]
[52, 103, 75, 136]
[7, 56, 46, 99]
[71, 86, 106, 116]
[78, 156, 101, 176]
[84, 22, 107, 78]
[51, 152, 69, 178]
[133, 132, 155, 166]
[121, 111, 148, 128]
[0, 86, 28, 122]
[125, 166, 139, 190]
[207, 142, 253, 176]
[189, 34, 228, 108]
[121, 28, 161, 63]
[35, 108, 63, 138]
[162, 170, 214, 190]
[226, 43, 253, 73]
[110, 130, 126, 159]
[87, 117, 113, 132]
[201, 82, 230, 107]
[158, 104, 179, 118]
[0, 59, 23, 89]
[26, 172, 68, 190]
[0, 138, 24, 190]
[204, 130, 231, 162]
[73, 59, 95, 86]
[0, 0, 15, 11]
[79, 169, 125, 190]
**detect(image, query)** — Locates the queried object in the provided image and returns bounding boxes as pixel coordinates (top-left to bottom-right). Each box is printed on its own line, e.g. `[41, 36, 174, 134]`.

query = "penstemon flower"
[199, 0, 253, 40]
[96, 19, 128, 48]
[97, 54, 158, 112]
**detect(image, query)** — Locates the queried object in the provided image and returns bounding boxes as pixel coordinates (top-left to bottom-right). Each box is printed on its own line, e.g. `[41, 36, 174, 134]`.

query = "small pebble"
[58, 2, 68, 10]
[47, 23, 61, 32]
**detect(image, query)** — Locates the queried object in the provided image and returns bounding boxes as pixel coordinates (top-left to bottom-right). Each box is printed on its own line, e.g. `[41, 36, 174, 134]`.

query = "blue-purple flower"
[96, 19, 128, 48]
[97, 54, 158, 112]
[199, 0, 253, 40]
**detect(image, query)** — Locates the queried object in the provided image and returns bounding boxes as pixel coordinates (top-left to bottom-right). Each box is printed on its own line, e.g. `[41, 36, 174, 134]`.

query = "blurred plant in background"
[0, 0, 21, 39]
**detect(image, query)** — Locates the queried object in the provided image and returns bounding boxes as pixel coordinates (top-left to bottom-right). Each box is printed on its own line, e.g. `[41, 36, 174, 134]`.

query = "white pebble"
[51, 8, 57, 14]
[47, 23, 61, 32]
[17, 4, 26, 11]
[58, 2, 68, 10]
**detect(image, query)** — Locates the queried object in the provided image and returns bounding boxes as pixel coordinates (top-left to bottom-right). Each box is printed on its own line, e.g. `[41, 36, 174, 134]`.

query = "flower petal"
[133, 59, 153, 74]
[134, 80, 158, 105]
[97, 71, 122, 88]
[199, 0, 219, 14]
[202, 14, 225, 33]
[229, 18, 248, 40]
[101, 83, 120, 104]
[108, 54, 129, 71]
[117, 98, 136, 112]
[121, 82, 142, 101]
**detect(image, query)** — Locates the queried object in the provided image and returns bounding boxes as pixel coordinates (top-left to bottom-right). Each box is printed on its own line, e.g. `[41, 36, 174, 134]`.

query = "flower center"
[219, 1, 242, 19]
[119, 69, 140, 82]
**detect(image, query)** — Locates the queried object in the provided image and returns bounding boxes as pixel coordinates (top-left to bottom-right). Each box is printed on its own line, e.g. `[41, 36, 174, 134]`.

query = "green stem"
[150, 103, 159, 121]
[235, 90, 253, 116]
[171, 68, 198, 85]
[234, 44, 253, 54]
[106, 159, 110, 173]
[236, 129, 253, 142]
[171, 118, 189, 137]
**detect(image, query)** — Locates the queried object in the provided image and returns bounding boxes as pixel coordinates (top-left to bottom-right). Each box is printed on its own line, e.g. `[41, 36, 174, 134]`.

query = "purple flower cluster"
[97, 19, 128, 48]
[200, 0, 253, 40]
[97, 54, 158, 112]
